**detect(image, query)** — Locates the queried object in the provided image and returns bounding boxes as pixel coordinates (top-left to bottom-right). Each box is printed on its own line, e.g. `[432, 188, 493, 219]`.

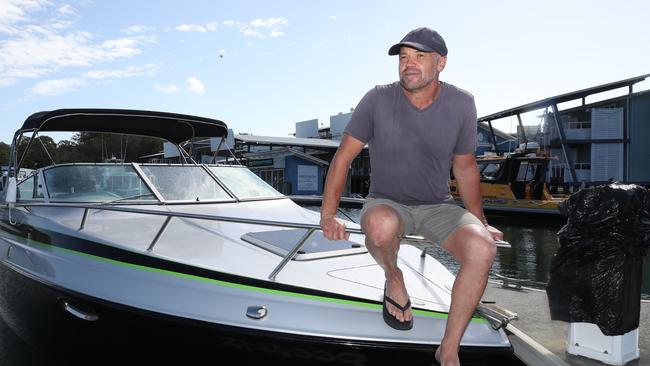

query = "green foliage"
[16, 136, 58, 169]
[0, 142, 10, 166]
[13, 133, 164, 168]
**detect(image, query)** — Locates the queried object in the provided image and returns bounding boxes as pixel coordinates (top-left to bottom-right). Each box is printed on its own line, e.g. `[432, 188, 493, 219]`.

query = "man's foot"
[434, 345, 460, 366]
[384, 277, 412, 324]
[435, 347, 440, 364]
[383, 280, 413, 330]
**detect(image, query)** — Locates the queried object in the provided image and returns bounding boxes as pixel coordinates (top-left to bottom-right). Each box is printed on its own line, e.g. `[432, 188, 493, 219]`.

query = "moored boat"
[0, 109, 519, 365]
[450, 152, 568, 219]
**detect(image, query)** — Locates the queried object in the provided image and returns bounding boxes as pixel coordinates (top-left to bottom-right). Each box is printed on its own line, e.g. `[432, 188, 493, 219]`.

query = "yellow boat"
[450, 152, 568, 218]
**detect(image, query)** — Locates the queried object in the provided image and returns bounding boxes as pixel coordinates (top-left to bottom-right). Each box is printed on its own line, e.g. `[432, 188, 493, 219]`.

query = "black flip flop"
[382, 281, 413, 330]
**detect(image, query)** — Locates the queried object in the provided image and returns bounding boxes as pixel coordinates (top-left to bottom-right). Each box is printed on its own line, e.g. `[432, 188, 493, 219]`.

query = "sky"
[1, 0, 649, 145]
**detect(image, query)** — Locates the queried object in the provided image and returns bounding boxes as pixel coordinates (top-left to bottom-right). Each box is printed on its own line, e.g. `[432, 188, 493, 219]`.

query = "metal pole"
[268, 228, 315, 280]
[550, 103, 578, 186]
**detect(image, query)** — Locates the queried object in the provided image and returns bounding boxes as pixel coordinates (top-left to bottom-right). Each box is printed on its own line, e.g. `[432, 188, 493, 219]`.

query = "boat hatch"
[241, 229, 366, 260]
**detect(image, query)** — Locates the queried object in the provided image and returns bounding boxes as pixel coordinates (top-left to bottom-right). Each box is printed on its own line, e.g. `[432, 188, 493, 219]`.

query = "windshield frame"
[205, 164, 286, 202]
[17, 162, 288, 205]
[136, 163, 234, 204]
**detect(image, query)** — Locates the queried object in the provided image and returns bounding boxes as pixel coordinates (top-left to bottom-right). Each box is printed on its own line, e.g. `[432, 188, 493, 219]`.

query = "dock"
[484, 280, 649, 365]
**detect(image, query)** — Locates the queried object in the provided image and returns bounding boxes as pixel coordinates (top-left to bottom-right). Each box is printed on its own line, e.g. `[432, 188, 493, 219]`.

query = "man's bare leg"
[436, 224, 496, 366]
[361, 205, 411, 323]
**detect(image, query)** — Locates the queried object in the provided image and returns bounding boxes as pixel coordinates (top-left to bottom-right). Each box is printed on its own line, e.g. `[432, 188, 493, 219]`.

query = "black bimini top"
[20, 109, 228, 144]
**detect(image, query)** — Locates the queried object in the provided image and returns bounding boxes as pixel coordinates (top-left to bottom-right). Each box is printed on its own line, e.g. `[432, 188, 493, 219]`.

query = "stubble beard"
[400, 73, 436, 92]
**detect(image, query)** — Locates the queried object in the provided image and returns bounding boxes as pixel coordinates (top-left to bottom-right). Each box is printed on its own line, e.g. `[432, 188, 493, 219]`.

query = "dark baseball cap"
[388, 27, 448, 56]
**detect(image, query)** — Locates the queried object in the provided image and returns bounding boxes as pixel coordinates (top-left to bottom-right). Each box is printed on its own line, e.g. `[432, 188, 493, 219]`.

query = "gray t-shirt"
[344, 81, 477, 205]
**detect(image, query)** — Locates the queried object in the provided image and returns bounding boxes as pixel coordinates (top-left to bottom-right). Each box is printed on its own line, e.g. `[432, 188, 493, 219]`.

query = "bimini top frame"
[7, 108, 229, 177]
[18, 109, 228, 144]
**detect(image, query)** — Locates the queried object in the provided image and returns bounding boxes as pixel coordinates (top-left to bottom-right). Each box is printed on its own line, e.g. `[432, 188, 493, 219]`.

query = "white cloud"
[204, 17, 289, 38]
[31, 78, 85, 96]
[84, 64, 159, 79]
[186, 77, 204, 94]
[0, 1, 156, 89]
[171, 20, 219, 33]
[243, 29, 262, 38]
[0, 0, 48, 34]
[57, 4, 75, 15]
[206, 21, 218, 31]
[50, 20, 73, 29]
[154, 84, 178, 93]
[243, 17, 289, 38]
[174, 24, 207, 33]
[0, 77, 17, 87]
[250, 18, 288, 27]
[0, 30, 155, 85]
[122, 25, 154, 34]
[154, 76, 205, 94]
[328, 15, 338, 20]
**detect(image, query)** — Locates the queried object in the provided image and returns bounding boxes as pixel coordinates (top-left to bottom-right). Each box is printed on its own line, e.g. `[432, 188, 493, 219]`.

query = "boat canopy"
[18, 109, 228, 143]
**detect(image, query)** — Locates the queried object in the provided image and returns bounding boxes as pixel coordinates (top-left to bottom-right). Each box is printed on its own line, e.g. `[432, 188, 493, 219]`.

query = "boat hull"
[0, 263, 518, 366]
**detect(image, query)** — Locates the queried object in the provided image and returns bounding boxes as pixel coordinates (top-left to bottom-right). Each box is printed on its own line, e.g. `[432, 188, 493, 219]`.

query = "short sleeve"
[453, 96, 477, 155]
[343, 88, 377, 143]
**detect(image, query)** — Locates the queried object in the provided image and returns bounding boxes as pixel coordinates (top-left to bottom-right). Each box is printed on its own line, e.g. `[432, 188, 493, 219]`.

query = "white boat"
[0, 109, 517, 365]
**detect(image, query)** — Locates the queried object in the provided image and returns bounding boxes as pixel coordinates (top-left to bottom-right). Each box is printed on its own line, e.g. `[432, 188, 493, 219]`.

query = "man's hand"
[320, 214, 350, 241]
[485, 224, 503, 241]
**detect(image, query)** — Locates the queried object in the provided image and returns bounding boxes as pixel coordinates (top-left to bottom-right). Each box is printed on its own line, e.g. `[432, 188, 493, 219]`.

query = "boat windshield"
[43, 165, 156, 202]
[479, 162, 503, 180]
[139, 165, 230, 202]
[30, 164, 277, 203]
[208, 165, 282, 199]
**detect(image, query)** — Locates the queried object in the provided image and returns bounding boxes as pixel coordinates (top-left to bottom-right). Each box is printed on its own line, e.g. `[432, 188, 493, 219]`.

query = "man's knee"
[474, 234, 497, 265]
[445, 225, 496, 266]
[361, 205, 403, 246]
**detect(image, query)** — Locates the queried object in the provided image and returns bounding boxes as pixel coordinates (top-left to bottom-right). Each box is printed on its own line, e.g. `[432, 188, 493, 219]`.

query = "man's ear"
[437, 56, 448, 72]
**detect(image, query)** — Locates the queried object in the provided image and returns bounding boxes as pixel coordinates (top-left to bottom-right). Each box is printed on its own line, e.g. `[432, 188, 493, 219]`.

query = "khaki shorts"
[359, 198, 483, 244]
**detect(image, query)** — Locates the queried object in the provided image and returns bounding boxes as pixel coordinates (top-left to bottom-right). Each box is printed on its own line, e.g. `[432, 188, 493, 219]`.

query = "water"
[309, 206, 650, 300]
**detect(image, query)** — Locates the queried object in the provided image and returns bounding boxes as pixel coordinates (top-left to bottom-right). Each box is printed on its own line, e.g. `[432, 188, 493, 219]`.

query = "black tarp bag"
[546, 182, 650, 336]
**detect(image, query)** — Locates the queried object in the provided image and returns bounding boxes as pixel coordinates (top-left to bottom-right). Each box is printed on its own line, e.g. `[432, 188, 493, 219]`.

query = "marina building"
[188, 74, 649, 196]
[480, 73, 650, 192]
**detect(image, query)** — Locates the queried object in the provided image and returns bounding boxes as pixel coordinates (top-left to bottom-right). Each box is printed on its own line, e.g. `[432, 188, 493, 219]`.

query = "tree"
[16, 136, 58, 169]
[10, 132, 165, 167]
[0, 142, 10, 166]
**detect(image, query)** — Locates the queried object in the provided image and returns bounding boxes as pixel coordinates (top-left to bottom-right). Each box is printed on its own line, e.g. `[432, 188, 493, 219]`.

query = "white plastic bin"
[567, 322, 639, 365]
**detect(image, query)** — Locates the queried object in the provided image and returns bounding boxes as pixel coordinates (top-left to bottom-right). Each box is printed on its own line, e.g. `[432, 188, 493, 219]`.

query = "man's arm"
[320, 134, 365, 240]
[452, 153, 503, 240]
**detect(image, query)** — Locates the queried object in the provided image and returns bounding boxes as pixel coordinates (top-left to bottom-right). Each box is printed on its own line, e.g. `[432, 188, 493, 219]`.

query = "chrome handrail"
[268, 228, 315, 281]
[9, 202, 511, 280]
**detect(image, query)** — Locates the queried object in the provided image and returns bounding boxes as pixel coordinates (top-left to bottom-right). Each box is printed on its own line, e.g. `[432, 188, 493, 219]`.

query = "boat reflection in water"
[0, 109, 521, 365]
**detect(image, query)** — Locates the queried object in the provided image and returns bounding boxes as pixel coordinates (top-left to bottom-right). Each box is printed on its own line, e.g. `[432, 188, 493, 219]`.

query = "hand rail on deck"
[9, 202, 511, 281]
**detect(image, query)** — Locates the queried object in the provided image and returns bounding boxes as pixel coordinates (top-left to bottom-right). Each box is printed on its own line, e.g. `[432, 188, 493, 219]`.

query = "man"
[319, 27, 503, 366]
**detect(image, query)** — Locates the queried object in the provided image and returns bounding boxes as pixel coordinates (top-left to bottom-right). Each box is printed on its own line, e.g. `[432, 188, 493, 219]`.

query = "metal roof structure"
[235, 134, 341, 149]
[478, 73, 650, 122]
[476, 73, 650, 185]
[242, 147, 330, 166]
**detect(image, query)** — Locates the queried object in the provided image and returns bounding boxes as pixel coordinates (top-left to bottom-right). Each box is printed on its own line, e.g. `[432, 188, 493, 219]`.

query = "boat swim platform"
[484, 280, 649, 366]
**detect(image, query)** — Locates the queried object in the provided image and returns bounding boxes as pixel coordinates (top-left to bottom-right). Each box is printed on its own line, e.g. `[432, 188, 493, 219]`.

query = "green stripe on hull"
[0, 230, 486, 324]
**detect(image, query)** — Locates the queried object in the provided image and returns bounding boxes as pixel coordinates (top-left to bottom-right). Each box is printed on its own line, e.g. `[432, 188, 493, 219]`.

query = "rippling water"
[305, 206, 650, 300]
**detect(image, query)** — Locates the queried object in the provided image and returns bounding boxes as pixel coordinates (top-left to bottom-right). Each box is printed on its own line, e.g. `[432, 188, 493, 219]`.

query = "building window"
[258, 169, 285, 193]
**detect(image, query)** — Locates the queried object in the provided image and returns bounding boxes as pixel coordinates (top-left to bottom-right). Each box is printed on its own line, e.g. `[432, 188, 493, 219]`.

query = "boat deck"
[484, 281, 649, 366]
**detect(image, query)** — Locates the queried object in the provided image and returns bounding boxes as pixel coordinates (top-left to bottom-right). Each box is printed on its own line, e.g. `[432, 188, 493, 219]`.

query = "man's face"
[398, 47, 446, 92]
